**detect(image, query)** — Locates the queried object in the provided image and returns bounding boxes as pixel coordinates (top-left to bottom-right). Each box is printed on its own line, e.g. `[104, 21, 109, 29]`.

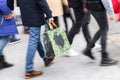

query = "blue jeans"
[26, 27, 48, 72]
[0, 36, 10, 55]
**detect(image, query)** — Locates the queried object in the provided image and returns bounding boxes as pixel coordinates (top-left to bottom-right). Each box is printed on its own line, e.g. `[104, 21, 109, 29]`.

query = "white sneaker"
[92, 43, 101, 52]
[64, 49, 79, 57]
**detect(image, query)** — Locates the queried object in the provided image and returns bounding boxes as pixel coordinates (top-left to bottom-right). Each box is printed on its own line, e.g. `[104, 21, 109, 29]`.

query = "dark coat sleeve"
[36, 0, 52, 19]
[7, 0, 14, 10]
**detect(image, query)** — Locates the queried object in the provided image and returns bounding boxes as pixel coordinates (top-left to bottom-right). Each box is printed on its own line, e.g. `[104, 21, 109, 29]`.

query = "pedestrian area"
[108, 33, 120, 47]
[0, 27, 120, 80]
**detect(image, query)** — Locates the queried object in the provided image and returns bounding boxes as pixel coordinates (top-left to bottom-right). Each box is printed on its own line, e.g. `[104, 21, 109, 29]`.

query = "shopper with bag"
[82, 0, 118, 66]
[17, 0, 54, 79]
[0, 0, 18, 70]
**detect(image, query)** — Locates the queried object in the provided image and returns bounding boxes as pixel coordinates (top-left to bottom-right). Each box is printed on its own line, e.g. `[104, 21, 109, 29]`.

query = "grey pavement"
[0, 8, 120, 80]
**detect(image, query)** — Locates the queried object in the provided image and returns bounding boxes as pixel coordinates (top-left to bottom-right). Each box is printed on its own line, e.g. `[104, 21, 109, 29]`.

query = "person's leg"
[65, 7, 85, 57]
[63, 14, 69, 33]
[83, 11, 107, 60]
[84, 11, 118, 65]
[37, 34, 54, 67]
[63, 12, 75, 34]
[26, 27, 42, 72]
[68, 7, 84, 44]
[25, 27, 43, 79]
[0, 36, 10, 55]
[93, 11, 118, 66]
[69, 13, 75, 26]
[9, 35, 21, 44]
[82, 12, 91, 45]
[0, 36, 13, 69]
[24, 26, 29, 34]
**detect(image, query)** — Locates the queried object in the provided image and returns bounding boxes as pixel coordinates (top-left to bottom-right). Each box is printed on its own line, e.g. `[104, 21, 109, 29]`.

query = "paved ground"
[0, 7, 120, 80]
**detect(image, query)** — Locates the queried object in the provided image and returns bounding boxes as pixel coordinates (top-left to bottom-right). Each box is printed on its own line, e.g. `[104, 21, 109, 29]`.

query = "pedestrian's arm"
[36, 0, 52, 19]
[101, 0, 115, 20]
[7, 0, 14, 10]
[101, 0, 114, 15]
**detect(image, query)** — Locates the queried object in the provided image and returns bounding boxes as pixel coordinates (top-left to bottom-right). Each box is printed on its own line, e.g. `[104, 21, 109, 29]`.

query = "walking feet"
[44, 57, 54, 67]
[25, 70, 43, 79]
[101, 57, 118, 66]
[0, 55, 13, 70]
[82, 50, 118, 66]
[64, 49, 79, 57]
[0, 62, 13, 70]
[83, 49, 95, 60]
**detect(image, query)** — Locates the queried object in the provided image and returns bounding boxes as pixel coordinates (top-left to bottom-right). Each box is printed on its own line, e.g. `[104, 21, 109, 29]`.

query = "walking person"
[65, 0, 100, 57]
[82, 0, 118, 66]
[17, 0, 54, 79]
[0, 0, 18, 70]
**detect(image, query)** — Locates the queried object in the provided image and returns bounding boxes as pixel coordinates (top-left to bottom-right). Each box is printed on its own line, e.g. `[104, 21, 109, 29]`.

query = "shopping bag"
[43, 21, 70, 57]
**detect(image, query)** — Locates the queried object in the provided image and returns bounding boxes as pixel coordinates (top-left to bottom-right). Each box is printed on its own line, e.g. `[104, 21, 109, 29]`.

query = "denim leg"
[0, 36, 10, 55]
[37, 38, 48, 61]
[26, 27, 41, 72]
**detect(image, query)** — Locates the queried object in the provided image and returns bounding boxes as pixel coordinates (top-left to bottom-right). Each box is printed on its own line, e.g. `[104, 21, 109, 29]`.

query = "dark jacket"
[67, 0, 83, 8]
[17, 0, 52, 27]
[7, 0, 14, 10]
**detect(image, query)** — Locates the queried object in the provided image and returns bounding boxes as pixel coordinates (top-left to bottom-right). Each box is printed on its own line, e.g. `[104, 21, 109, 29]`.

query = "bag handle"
[48, 21, 57, 29]
[45, 20, 58, 30]
[0, 17, 4, 26]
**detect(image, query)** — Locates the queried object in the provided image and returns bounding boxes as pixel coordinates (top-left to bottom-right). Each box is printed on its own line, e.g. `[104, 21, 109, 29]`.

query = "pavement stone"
[108, 34, 120, 47]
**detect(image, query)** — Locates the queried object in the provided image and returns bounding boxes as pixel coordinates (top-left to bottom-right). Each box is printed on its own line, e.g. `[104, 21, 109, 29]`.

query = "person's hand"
[83, 8, 88, 12]
[48, 17, 54, 23]
[109, 14, 115, 20]
[4, 12, 14, 19]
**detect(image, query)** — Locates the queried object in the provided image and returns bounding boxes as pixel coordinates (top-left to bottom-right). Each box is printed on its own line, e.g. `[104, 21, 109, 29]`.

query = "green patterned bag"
[43, 22, 70, 57]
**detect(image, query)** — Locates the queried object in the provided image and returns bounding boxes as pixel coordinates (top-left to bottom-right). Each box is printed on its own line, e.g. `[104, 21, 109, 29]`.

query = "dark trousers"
[68, 7, 91, 45]
[88, 11, 109, 58]
[54, 17, 59, 26]
[63, 12, 75, 33]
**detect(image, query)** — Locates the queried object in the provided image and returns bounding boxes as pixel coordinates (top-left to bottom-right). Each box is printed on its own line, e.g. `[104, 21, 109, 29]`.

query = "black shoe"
[83, 50, 95, 60]
[101, 58, 118, 66]
[9, 38, 21, 44]
[0, 62, 13, 70]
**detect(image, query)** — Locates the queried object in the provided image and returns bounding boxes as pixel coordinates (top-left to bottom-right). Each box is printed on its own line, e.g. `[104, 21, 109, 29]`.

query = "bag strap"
[0, 17, 4, 26]
[45, 20, 58, 31]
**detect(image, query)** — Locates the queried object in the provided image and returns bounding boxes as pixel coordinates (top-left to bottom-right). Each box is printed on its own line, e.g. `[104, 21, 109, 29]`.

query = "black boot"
[0, 55, 13, 70]
[83, 49, 95, 60]
[101, 52, 118, 66]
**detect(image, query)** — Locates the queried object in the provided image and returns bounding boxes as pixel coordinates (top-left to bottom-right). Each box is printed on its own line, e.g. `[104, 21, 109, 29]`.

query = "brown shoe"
[44, 57, 54, 67]
[25, 70, 43, 79]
